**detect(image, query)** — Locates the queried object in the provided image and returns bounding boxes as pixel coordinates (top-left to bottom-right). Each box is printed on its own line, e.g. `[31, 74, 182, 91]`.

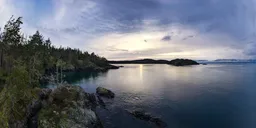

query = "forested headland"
[0, 17, 118, 86]
[0, 17, 116, 127]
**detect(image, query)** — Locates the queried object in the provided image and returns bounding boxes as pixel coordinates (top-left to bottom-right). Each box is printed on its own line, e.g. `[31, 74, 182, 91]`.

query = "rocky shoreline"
[19, 85, 167, 128]
[11, 85, 114, 128]
[24, 85, 104, 128]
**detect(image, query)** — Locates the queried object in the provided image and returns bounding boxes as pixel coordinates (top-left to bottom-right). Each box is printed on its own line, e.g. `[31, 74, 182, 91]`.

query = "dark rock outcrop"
[27, 100, 42, 128]
[25, 85, 103, 128]
[127, 110, 167, 128]
[97, 95, 106, 109]
[88, 93, 98, 106]
[96, 87, 115, 98]
[39, 85, 103, 128]
[169, 59, 199, 66]
[39, 88, 52, 100]
[26, 88, 52, 128]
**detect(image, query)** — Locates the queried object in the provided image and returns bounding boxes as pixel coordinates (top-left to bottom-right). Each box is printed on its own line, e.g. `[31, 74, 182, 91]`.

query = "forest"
[0, 17, 114, 126]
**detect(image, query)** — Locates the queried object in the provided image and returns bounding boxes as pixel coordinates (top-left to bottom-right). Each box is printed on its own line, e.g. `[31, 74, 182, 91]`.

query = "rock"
[27, 100, 42, 118]
[96, 87, 115, 98]
[36, 85, 103, 128]
[134, 97, 140, 100]
[88, 93, 97, 105]
[97, 95, 106, 109]
[128, 110, 167, 128]
[169, 59, 199, 66]
[26, 98, 45, 128]
[39, 88, 52, 100]
[105, 64, 120, 70]
[129, 110, 151, 121]
[150, 117, 167, 128]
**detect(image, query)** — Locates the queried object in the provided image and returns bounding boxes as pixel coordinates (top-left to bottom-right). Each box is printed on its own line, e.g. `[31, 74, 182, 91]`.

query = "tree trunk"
[0, 49, 3, 68]
[56, 65, 59, 86]
[61, 66, 63, 83]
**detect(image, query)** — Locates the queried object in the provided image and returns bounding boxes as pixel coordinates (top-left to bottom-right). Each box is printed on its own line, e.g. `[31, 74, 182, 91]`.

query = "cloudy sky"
[1, 0, 256, 60]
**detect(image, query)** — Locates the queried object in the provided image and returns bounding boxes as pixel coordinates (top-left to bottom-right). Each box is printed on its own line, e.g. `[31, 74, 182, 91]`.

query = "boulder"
[150, 117, 167, 128]
[130, 110, 151, 121]
[96, 87, 115, 98]
[128, 110, 167, 128]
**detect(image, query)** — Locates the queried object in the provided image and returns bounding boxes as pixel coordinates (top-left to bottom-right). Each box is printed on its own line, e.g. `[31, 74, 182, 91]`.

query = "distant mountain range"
[196, 59, 256, 63]
[213, 59, 256, 62]
[109, 59, 256, 64]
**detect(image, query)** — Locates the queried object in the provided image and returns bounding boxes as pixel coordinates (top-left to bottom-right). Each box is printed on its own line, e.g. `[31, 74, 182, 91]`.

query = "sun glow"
[139, 64, 143, 79]
[116, 41, 153, 51]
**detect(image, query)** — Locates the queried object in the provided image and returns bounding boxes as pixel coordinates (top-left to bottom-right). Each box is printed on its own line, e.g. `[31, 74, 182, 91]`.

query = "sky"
[0, 0, 256, 60]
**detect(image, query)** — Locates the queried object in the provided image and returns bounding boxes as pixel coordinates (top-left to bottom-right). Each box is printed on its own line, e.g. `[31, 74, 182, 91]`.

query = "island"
[108, 59, 169, 64]
[109, 58, 199, 66]
[168, 59, 199, 66]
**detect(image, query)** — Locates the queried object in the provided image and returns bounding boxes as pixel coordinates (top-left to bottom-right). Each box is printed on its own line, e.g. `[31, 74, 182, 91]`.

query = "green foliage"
[0, 66, 37, 127]
[2, 16, 23, 46]
[0, 16, 109, 86]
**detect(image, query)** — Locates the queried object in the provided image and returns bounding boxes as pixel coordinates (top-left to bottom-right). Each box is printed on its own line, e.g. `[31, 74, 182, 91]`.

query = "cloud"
[161, 35, 171, 41]
[0, 0, 18, 27]
[244, 42, 256, 57]
[86, 25, 248, 60]
[182, 35, 195, 41]
[107, 47, 129, 52]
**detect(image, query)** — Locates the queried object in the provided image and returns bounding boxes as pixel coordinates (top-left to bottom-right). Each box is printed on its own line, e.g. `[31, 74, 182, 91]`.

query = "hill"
[109, 58, 199, 66]
[109, 59, 169, 64]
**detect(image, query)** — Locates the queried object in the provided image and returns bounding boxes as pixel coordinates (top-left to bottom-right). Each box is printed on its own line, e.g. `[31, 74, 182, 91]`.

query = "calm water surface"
[64, 63, 256, 128]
